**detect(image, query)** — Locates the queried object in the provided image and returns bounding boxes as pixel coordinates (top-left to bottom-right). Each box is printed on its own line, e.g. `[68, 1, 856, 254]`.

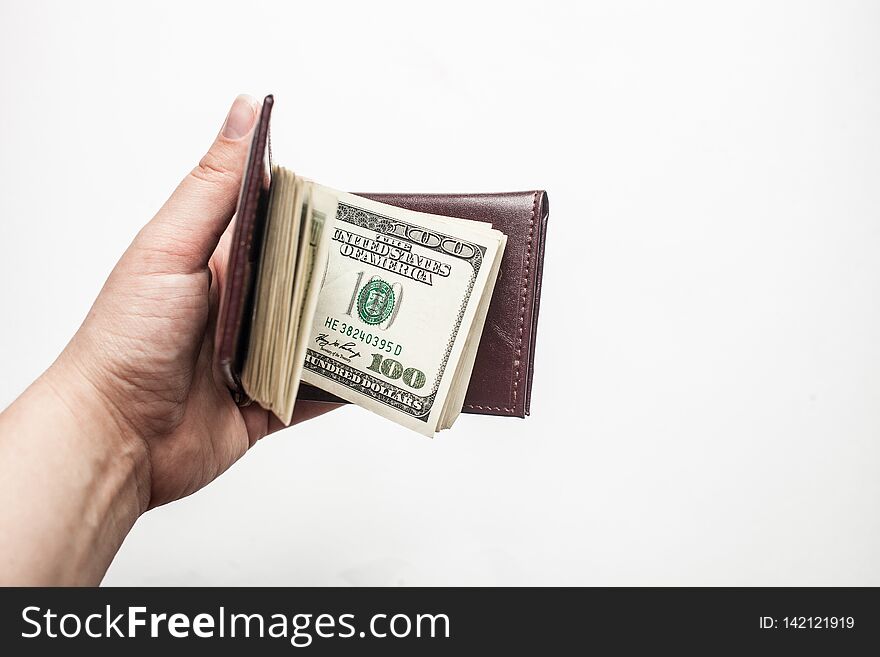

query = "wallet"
[215, 95, 549, 418]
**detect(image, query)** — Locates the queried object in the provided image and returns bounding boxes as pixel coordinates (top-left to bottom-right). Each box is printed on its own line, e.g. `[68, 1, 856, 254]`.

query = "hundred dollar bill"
[301, 191, 505, 436]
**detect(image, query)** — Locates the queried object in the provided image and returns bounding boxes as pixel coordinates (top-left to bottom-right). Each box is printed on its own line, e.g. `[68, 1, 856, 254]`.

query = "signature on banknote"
[315, 333, 362, 361]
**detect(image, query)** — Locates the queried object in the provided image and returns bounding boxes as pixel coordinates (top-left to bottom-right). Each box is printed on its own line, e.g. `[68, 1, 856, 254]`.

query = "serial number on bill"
[322, 316, 404, 356]
[759, 616, 855, 629]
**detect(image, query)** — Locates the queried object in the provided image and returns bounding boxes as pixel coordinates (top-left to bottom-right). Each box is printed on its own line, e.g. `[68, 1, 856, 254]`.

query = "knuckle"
[190, 148, 237, 186]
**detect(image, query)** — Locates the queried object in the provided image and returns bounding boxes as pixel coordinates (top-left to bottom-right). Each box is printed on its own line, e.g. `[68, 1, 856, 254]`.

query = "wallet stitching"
[464, 190, 538, 414]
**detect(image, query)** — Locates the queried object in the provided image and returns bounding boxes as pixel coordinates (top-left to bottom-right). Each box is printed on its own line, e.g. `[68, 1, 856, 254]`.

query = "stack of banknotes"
[241, 165, 506, 436]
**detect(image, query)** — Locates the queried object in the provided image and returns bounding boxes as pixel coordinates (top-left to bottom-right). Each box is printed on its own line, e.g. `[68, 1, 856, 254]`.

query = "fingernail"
[221, 94, 257, 140]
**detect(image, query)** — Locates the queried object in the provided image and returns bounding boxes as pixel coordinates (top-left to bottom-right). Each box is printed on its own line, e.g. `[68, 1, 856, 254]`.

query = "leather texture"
[215, 95, 549, 418]
[215, 95, 274, 403]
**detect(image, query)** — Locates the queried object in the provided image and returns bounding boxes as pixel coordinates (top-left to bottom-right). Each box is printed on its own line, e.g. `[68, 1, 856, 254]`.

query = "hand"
[0, 95, 336, 584]
[57, 94, 336, 508]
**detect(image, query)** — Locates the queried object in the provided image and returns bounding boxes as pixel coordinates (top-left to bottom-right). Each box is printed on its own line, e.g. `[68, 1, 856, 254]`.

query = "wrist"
[42, 354, 153, 515]
[0, 357, 152, 584]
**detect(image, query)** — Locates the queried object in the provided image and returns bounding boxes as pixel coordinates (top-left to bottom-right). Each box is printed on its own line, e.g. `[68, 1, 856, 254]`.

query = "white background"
[1, 1, 878, 585]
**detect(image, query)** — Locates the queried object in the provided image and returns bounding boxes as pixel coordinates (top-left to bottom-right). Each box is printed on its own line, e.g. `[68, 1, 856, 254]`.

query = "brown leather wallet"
[215, 95, 549, 418]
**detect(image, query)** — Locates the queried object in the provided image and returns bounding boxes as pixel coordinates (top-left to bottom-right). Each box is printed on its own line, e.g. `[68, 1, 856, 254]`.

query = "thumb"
[136, 94, 259, 274]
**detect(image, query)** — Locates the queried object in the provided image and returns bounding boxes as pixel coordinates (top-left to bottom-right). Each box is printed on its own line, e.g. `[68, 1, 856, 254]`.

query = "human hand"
[0, 96, 339, 584]
[44, 94, 336, 510]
